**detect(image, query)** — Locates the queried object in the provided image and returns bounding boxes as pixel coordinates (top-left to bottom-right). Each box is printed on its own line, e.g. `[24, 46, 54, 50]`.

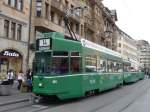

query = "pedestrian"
[26, 69, 32, 80]
[26, 69, 33, 91]
[7, 69, 14, 85]
[17, 70, 25, 90]
[147, 71, 150, 79]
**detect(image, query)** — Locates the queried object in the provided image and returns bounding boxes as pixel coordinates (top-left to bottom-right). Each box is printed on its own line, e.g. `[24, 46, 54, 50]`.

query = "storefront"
[0, 49, 22, 80]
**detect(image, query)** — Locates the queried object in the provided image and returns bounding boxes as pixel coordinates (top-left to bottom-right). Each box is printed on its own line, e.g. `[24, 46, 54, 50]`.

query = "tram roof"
[81, 39, 121, 58]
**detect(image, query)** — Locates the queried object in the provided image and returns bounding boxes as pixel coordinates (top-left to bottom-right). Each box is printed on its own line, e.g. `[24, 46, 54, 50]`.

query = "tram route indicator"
[39, 39, 50, 50]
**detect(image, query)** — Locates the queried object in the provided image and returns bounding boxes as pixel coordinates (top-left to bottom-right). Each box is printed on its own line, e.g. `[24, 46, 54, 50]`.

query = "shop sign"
[0, 50, 21, 58]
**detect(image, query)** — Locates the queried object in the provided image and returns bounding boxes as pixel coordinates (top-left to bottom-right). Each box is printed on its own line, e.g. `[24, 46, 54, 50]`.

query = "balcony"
[51, 0, 66, 13]
[34, 18, 64, 33]
[51, 0, 81, 22]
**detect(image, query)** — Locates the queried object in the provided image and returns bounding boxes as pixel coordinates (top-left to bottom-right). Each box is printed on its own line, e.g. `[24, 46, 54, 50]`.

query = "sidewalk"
[0, 81, 31, 106]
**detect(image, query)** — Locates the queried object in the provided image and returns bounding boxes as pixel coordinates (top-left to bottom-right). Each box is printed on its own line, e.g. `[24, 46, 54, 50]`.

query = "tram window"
[71, 57, 81, 73]
[124, 65, 131, 72]
[33, 59, 45, 73]
[107, 60, 113, 72]
[52, 51, 69, 75]
[71, 52, 79, 56]
[53, 51, 68, 56]
[97, 60, 106, 73]
[33, 52, 51, 74]
[107, 60, 122, 73]
[114, 62, 122, 72]
[85, 56, 97, 72]
[71, 52, 81, 73]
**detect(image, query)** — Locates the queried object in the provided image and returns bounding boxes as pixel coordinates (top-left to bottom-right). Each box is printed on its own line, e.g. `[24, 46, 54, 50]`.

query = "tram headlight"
[39, 83, 43, 87]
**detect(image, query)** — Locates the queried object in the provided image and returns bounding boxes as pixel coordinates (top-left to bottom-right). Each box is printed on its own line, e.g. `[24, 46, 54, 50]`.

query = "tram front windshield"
[33, 51, 69, 75]
[33, 52, 51, 74]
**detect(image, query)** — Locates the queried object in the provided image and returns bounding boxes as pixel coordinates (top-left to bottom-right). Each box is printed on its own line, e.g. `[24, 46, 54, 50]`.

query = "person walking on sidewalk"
[26, 69, 33, 92]
[17, 70, 25, 90]
[26, 69, 33, 80]
[7, 69, 14, 85]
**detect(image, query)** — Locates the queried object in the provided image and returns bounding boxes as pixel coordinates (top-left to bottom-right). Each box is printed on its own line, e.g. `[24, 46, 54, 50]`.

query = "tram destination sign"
[39, 39, 51, 50]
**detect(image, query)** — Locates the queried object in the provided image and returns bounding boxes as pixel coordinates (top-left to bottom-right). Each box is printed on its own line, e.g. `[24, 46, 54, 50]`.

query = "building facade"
[117, 29, 139, 70]
[0, 0, 30, 79]
[29, 0, 118, 67]
[137, 40, 150, 73]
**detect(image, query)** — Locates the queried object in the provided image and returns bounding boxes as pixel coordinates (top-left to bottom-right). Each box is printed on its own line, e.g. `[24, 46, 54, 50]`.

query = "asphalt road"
[1, 78, 150, 112]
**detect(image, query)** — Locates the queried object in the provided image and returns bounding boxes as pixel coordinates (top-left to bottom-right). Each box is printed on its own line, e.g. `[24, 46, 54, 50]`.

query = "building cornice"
[0, 13, 28, 25]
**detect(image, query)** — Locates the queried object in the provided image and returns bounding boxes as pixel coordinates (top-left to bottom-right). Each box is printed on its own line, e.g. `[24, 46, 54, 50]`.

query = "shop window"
[52, 51, 69, 74]
[0, 59, 8, 80]
[4, 20, 9, 37]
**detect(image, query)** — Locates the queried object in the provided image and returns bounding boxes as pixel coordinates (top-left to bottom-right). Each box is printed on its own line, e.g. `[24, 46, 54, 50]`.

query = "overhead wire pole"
[27, 0, 32, 70]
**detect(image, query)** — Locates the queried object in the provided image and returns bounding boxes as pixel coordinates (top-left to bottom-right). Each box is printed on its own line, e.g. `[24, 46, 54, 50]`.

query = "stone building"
[117, 29, 139, 70]
[29, 0, 118, 67]
[0, 0, 30, 79]
[136, 40, 150, 72]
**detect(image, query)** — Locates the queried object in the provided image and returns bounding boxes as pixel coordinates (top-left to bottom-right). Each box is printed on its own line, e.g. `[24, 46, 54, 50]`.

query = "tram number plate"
[39, 39, 50, 50]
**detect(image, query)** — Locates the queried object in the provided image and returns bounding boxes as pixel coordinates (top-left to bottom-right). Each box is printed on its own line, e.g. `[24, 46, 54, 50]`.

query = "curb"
[0, 98, 29, 106]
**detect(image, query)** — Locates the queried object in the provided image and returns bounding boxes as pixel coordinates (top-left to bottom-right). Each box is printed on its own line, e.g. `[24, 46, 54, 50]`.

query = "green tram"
[123, 60, 145, 83]
[32, 32, 144, 100]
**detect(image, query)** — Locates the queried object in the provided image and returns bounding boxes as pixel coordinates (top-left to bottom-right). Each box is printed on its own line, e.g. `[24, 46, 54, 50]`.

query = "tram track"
[89, 79, 150, 112]
[0, 100, 31, 112]
[117, 81, 150, 112]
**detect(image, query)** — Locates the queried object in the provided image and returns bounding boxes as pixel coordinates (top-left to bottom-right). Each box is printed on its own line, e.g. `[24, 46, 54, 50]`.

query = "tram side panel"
[123, 72, 141, 84]
[33, 75, 85, 100]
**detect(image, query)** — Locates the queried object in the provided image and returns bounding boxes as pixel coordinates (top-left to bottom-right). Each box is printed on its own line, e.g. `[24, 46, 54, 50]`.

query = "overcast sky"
[103, 0, 150, 43]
